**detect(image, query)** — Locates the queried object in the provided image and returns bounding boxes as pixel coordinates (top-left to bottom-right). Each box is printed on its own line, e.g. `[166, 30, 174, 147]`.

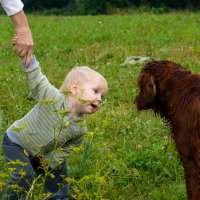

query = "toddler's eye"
[93, 89, 98, 93]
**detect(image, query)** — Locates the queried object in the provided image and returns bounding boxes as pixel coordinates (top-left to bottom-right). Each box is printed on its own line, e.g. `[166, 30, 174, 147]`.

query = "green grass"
[1, 11, 200, 199]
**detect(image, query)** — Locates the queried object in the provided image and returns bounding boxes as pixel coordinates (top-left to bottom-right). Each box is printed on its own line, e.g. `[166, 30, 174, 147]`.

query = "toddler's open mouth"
[91, 103, 98, 109]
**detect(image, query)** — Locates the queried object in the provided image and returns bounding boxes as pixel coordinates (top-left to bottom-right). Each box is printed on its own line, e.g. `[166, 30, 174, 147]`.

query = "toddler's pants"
[2, 133, 69, 200]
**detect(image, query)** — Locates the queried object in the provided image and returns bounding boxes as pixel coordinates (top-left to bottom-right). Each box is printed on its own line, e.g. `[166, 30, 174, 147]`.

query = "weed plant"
[1, 11, 200, 199]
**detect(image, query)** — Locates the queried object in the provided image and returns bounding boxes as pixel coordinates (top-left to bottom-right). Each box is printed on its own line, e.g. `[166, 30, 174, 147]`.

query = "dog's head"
[134, 69, 156, 111]
[134, 60, 179, 111]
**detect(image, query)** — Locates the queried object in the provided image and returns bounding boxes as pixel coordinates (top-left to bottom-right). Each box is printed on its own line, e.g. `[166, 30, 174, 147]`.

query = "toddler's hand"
[12, 35, 24, 60]
[12, 35, 18, 47]
[12, 35, 32, 67]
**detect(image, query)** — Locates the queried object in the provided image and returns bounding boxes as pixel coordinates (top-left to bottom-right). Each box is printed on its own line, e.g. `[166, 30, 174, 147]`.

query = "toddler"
[2, 37, 108, 200]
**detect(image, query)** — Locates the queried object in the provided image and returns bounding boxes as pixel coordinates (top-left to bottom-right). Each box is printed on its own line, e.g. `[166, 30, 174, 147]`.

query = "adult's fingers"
[13, 44, 27, 58]
[19, 49, 27, 58]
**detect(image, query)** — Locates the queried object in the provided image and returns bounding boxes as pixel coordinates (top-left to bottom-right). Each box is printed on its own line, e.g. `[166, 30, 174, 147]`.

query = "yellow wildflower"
[65, 177, 76, 183]
[8, 168, 16, 172]
[69, 146, 81, 152]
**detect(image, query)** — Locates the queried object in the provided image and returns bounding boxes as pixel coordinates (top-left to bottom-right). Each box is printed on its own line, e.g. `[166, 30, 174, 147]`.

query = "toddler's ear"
[71, 82, 79, 96]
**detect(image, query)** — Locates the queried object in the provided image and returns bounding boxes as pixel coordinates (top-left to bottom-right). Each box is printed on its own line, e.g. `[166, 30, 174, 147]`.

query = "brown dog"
[134, 60, 200, 200]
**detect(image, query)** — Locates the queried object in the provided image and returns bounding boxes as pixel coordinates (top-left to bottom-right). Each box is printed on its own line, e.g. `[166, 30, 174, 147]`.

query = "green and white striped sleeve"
[23, 56, 60, 101]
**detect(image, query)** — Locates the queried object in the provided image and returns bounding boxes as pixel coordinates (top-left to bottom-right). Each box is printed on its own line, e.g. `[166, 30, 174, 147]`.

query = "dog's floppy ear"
[134, 72, 156, 110]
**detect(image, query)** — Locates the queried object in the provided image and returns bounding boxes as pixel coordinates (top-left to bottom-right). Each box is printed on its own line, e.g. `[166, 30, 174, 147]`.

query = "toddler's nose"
[97, 94, 102, 102]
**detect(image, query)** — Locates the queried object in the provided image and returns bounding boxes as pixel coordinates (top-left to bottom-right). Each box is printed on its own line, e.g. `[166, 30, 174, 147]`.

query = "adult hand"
[12, 34, 33, 65]
[13, 25, 33, 67]
[11, 10, 34, 67]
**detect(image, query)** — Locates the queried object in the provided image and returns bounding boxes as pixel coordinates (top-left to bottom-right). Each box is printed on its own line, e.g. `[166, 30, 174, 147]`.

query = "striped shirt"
[7, 56, 87, 168]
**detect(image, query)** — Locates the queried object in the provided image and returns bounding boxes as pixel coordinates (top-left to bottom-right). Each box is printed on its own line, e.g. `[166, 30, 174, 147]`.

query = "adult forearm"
[10, 10, 29, 31]
[11, 10, 34, 67]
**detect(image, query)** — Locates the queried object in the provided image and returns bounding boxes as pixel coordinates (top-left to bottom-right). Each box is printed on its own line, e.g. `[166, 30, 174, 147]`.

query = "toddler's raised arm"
[13, 35, 61, 102]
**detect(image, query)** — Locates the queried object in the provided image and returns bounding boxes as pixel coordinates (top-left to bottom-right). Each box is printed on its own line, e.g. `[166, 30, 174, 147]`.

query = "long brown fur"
[134, 61, 200, 200]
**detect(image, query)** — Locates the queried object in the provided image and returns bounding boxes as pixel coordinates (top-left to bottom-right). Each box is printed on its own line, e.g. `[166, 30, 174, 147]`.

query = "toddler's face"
[75, 76, 107, 115]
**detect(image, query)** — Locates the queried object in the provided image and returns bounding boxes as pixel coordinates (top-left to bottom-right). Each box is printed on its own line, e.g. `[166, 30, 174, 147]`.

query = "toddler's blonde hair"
[60, 66, 107, 92]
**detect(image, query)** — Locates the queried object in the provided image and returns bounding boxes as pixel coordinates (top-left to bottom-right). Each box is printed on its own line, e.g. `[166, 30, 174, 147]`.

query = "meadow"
[1, 11, 200, 199]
